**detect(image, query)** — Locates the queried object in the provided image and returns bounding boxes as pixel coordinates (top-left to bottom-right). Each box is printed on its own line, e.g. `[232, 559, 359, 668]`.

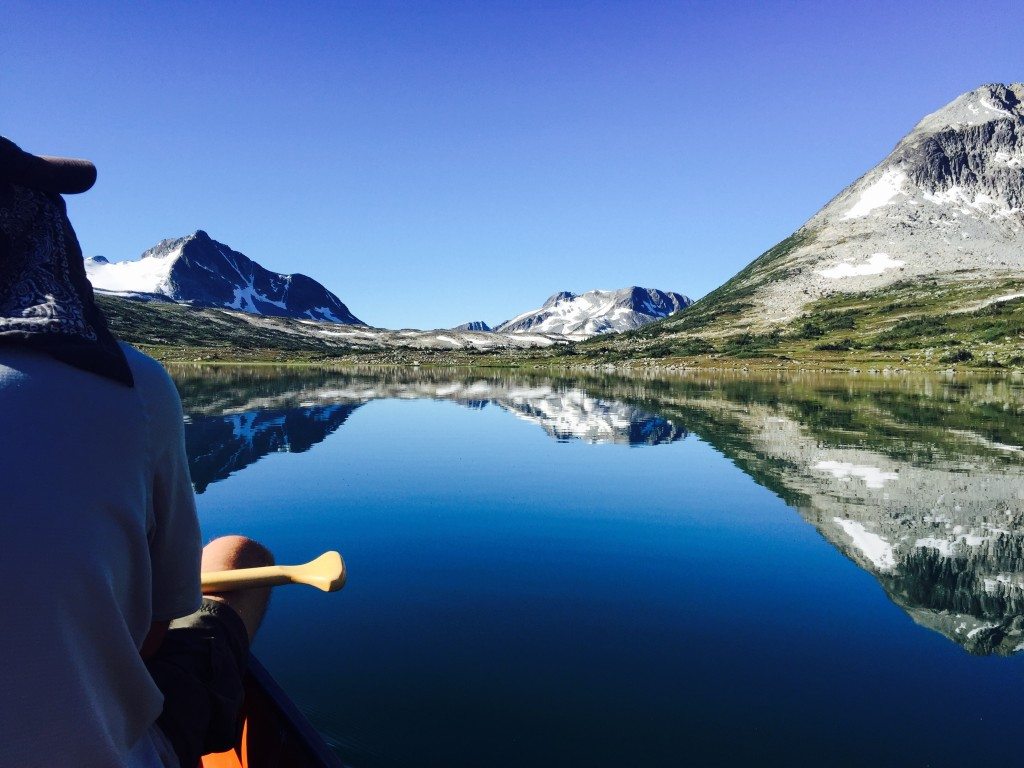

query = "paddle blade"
[297, 551, 347, 592]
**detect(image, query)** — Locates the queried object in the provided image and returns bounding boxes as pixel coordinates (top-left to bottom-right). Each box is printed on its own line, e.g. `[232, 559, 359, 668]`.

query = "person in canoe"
[0, 136, 272, 768]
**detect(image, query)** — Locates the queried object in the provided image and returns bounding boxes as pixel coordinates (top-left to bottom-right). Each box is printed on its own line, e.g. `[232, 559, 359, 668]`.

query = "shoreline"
[144, 344, 1024, 378]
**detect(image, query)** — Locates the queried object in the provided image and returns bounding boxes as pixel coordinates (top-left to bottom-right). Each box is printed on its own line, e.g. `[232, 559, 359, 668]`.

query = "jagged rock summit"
[644, 83, 1024, 340]
[85, 230, 364, 324]
[454, 321, 492, 332]
[496, 287, 691, 337]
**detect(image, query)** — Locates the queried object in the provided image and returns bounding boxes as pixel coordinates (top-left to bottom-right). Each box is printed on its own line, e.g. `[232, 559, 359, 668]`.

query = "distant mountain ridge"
[86, 230, 364, 324]
[496, 286, 691, 337]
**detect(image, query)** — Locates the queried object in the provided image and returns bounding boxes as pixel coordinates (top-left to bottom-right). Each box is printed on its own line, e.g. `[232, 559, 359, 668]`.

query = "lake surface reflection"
[170, 366, 1024, 767]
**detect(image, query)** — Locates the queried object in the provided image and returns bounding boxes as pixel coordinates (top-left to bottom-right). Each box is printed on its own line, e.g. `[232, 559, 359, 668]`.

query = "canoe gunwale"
[200, 653, 345, 768]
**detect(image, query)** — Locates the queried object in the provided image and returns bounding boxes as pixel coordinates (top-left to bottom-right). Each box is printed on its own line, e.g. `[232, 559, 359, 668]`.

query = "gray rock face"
[86, 230, 364, 324]
[454, 321, 492, 332]
[680, 83, 1024, 332]
[869, 82, 1024, 211]
[495, 286, 691, 337]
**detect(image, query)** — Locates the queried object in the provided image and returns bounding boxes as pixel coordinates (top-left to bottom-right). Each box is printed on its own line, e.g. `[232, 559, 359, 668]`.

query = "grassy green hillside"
[644, 230, 815, 336]
[583, 275, 1024, 370]
[96, 295, 364, 361]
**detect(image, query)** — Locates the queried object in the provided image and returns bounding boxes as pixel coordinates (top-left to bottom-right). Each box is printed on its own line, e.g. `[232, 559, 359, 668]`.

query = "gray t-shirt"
[0, 343, 201, 767]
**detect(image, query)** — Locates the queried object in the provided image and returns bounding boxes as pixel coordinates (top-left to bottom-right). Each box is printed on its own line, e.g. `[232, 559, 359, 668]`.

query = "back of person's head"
[0, 137, 132, 386]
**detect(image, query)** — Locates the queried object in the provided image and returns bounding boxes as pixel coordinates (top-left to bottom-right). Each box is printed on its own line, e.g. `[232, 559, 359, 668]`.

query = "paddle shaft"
[201, 551, 346, 593]
[202, 565, 297, 591]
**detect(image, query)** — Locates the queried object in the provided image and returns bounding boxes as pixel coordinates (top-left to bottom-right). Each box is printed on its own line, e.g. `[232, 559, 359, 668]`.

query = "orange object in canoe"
[201, 655, 343, 768]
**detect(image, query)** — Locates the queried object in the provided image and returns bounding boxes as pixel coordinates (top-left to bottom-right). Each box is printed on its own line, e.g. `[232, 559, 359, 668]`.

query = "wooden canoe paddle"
[201, 551, 346, 593]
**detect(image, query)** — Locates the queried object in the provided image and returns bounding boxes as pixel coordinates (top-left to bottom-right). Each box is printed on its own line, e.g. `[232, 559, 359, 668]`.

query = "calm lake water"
[169, 366, 1024, 767]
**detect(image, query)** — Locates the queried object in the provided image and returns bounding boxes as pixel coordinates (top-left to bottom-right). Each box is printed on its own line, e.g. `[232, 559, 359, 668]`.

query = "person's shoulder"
[119, 343, 183, 424]
[120, 343, 176, 392]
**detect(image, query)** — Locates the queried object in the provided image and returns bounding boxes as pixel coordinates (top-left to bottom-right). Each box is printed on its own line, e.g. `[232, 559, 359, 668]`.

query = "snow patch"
[433, 335, 463, 347]
[923, 186, 1017, 217]
[915, 538, 955, 557]
[227, 282, 258, 312]
[949, 428, 1024, 454]
[833, 518, 896, 570]
[843, 169, 907, 219]
[817, 252, 904, 279]
[914, 532, 989, 558]
[308, 306, 342, 322]
[980, 98, 1014, 119]
[967, 624, 997, 639]
[813, 460, 898, 489]
[993, 150, 1024, 169]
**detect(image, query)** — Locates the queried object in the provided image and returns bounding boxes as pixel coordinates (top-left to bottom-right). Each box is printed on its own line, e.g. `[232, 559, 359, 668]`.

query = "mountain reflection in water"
[169, 365, 1024, 656]
[174, 369, 687, 493]
[185, 404, 362, 493]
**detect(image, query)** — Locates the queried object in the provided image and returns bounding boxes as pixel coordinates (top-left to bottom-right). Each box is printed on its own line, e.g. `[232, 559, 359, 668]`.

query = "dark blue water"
[175, 369, 1024, 767]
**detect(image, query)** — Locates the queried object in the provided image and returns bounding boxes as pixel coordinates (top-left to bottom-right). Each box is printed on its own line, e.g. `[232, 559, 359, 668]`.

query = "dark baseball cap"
[0, 136, 97, 194]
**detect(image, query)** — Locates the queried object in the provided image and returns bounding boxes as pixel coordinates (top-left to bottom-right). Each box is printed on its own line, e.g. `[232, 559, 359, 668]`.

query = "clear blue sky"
[3, 1, 1019, 329]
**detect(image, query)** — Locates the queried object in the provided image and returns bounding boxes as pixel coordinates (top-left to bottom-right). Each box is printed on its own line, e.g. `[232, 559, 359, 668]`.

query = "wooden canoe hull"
[201, 655, 343, 768]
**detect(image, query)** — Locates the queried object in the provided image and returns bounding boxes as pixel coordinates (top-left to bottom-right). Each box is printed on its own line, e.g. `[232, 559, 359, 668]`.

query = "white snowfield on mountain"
[85, 247, 180, 294]
[495, 287, 690, 337]
[921, 186, 1020, 217]
[842, 169, 908, 219]
[817, 252, 904, 279]
[498, 292, 634, 336]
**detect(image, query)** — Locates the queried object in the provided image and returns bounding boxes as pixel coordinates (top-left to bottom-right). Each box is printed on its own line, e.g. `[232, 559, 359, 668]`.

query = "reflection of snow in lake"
[833, 517, 896, 570]
[813, 460, 899, 489]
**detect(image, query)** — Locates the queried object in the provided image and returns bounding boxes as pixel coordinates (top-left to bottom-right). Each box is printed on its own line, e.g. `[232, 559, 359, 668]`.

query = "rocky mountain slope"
[605, 83, 1024, 366]
[496, 287, 690, 337]
[454, 321, 492, 332]
[86, 230, 364, 324]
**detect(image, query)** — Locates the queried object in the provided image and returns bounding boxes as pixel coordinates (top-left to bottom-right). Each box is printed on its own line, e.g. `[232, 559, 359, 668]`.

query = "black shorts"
[146, 598, 250, 768]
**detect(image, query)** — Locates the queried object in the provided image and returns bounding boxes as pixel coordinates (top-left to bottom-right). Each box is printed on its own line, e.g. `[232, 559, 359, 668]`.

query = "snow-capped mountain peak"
[542, 291, 577, 308]
[495, 286, 691, 338]
[86, 230, 364, 324]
